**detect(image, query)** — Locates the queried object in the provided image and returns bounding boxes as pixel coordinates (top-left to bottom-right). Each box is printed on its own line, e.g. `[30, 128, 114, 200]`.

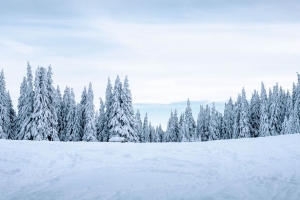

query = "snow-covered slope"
[1, 135, 300, 200]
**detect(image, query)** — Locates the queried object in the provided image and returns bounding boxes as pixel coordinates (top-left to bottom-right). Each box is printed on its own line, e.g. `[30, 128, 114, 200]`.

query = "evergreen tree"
[183, 99, 196, 142]
[239, 88, 250, 138]
[46, 66, 59, 140]
[96, 98, 106, 141]
[14, 78, 27, 139]
[249, 90, 260, 137]
[142, 113, 149, 142]
[269, 84, 281, 136]
[165, 110, 174, 142]
[25, 67, 59, 140]
[134, 110, 143, 142]
[108, 76, 124, 139]
[201, 105, 211, 141]
[209, 103, 220, 140]
[0, 70, 9, 139]
[68, 104, 82, 141]
[82, 83, 97, 142]
[223, 98, 234, 139]
[259, 82, 270, 137]
[104, 78, 113, 141]
[79, 87, 87, 139]
[233, 95, 242, 139]
[18, 63, 34, 140]
[196, 105, 205, 140]
[64, 89, 78, 141]
[157, 124, 164, 142]
[121, 76, 137, 142]
[7, 92, 16, 139]
[56, 86, 63, 137]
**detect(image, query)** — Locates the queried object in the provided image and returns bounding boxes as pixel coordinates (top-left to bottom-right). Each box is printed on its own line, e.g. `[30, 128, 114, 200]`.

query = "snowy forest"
[0, 63, 299, 142]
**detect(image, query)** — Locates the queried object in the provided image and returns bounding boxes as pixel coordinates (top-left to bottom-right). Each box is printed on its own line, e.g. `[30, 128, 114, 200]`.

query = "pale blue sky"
[1, 0, 300, 126]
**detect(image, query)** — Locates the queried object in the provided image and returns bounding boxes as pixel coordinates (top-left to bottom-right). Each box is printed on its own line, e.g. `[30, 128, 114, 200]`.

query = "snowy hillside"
[1, 135, 300, 200]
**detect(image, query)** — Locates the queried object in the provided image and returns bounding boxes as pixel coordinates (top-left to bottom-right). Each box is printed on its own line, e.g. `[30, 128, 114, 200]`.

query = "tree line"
[0, 63, 299, 142]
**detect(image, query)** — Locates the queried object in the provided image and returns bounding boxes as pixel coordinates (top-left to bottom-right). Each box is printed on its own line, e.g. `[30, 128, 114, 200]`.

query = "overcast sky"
[1, 0, 300, 111]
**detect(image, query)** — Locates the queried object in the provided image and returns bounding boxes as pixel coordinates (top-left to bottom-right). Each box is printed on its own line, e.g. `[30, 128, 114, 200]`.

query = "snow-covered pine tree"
[6, 92, 16, 140]
[178, 113, 184, 142]
[285, 90, 293, 119]
[134, 109, 143, 142]
[79, 87, 87, 139]
[82, 83, 97, 142]
[0, 70, 9, 139]
[56, 86, 63, 137]
[165, 110, 174, 142]
[96, 98, 106, 141]
[64, 89, 78, 141]
[157, 124, 164, 142]
[292, 97, 300, 134]
[218, 112, 224, 139]
[259, 82, 270, 137]
[155, 126, 160, 142]
[142, 113, 149, 142]
[108, 76, 124, 140]
[46, 66, 59, 140]
[269, 84, 281, 136]
[14, 77, 27, 139]
[103, 78, 113, 141]
[209, 103, 220, 140]
[184, 99, 196, 142]
[249, 90, 260, 137]
[239, 88, 250, 138]
[278, 87, 286, 129]
[223, 98, 234, 139]
[281, 116, 293, 135]
[173, 110, 179, 142]
[196, 105, 205, 140]
[18, 62, 34, 140]
[233, 95, 242, 139]
[121, 76, 137, 142]
[149, 122, 156, 142]
[60, 87, 72, 141]
[200, 105, 211, 141]
[68, 104, 82, 141]
[25, 67, 59, 141]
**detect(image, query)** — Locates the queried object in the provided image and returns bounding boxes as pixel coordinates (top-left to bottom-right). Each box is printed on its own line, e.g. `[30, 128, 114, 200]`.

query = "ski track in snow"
[1, 135, 300, 200]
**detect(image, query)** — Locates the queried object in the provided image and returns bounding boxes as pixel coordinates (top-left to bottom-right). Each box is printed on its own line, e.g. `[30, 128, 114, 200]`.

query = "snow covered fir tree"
[1, 63, 300, 142]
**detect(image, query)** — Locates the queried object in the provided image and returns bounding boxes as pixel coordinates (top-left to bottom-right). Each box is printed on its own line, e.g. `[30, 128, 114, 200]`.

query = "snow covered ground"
[1, 135, 300, 200]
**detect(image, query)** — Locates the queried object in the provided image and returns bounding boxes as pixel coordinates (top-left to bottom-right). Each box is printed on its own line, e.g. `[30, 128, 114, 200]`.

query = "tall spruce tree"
[104, 78, 113, 141]
[259, 82, 270, 137]
[209, 103, 220, 140]
[223, 98, 234, 139]
[6, 92, 16, 139]
[183, 99, 196, 142]
[269, 84, 281, 136]
[14, 77, 27, 139]
[96, 98, 106, 141]
[249, 90, 260, 137]
[239, 88, 250, 138]
[142, 113, 149, 142]
[18, 63, 35, 140]
[121, 76, 137, 142]
[0, 70, 9, 139]
[25, 67, 59, 140]
[233, 95, 242, 139]
[82, 83, 97, 142]
[134, 109, 143, 142]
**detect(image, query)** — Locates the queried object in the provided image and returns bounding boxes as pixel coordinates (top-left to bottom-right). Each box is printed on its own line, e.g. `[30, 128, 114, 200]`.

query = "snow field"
[1, 134, 300, 200]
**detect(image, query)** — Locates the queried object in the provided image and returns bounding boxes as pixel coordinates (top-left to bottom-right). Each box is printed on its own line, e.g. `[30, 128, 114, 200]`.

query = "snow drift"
[1, 134, 300, 200]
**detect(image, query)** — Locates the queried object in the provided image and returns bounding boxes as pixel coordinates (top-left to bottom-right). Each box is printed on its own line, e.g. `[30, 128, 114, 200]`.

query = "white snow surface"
[1, 135, 300, 200]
